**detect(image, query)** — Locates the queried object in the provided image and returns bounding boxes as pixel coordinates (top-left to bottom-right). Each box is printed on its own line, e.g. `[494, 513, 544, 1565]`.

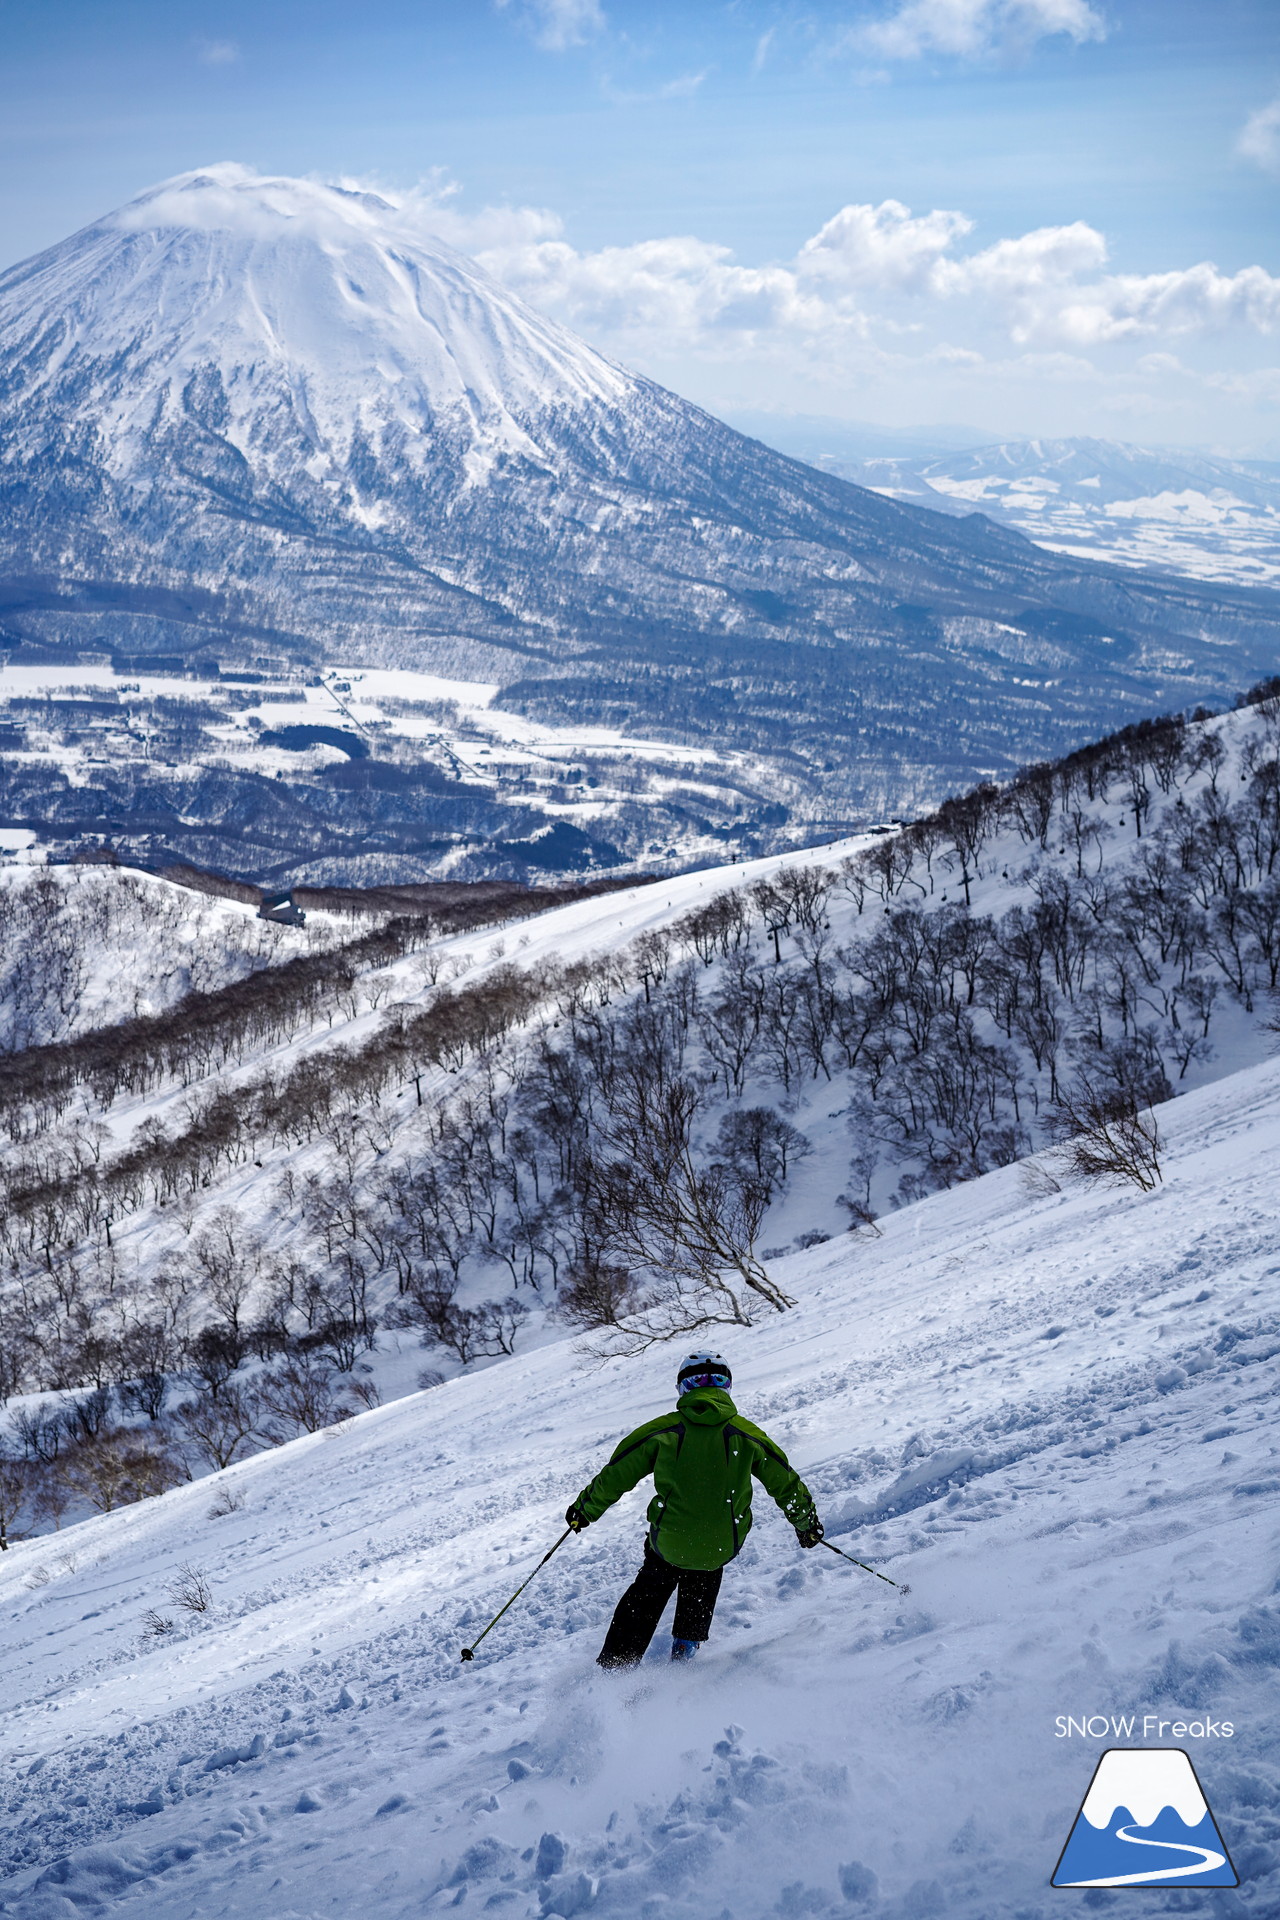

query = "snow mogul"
[565, 1351, 824, 1667]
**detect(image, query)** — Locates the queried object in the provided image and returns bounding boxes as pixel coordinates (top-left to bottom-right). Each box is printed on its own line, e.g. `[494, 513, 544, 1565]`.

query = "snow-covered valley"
[0, 1049, 1277, 1918]
[0, 658, 792, 885]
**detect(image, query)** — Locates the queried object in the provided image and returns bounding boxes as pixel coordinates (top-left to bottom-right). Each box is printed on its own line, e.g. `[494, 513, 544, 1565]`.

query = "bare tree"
[1049, 1075, 1165, 1192]
[712, 1107, 811, 1203]
[751, 878, 795, 964]
[191, 1208, 258, 1337]
[0, 1451, 33, 1549]
[116, 1320, 178, 1421]
[385, 1278, 527, 1364]
[256, 1355, 351, 1437]
[62, 1430, 184, 1512]
[165, 1563, 213, 1614]
[555, 1255, 638, 1330]
[584, 1072, 795, 1352]
[59, 1387, 115, 1447]
[936, 788, 998, 907]
[836, 1142, 881, 1235]
[11, 1405, 63, 1464]
[185, 1322, 246, 1398]
[632, 928, 672, 1003]
[1005, 763, 1056, 850]
[30, 1468, 72, 1532]
[207, 1481, 246, 1517]
[172, 1382, 264, 1471]
[772, 865, 834, 933]
[0, 1312, 34, 1404]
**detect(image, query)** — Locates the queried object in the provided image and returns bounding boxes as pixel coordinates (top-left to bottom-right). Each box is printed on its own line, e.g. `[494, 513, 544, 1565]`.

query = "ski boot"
[670, 1637, 699, 1662]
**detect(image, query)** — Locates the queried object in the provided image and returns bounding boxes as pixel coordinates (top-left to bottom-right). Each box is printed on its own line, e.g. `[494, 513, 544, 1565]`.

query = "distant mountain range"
[733, 420, 1280, 591]
[1, 164, 1279, 881]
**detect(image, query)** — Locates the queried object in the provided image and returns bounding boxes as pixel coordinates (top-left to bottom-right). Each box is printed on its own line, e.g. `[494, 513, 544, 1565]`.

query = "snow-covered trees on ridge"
[1, 682, 1279, 1532]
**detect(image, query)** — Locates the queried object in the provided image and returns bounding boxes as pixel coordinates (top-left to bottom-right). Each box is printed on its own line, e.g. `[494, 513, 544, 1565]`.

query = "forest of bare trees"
[1, 680, 1278, 1534]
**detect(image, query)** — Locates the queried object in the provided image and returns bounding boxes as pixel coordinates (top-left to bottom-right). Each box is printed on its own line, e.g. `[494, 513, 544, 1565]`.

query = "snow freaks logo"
[1052, 1749, 1238, 1889]
[1054, 1713, 1234, 1739]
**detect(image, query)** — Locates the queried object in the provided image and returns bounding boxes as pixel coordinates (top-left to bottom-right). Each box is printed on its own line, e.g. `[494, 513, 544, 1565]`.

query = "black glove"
[795, 1521, 824, 1550]
[565, 1503, 590, 1533]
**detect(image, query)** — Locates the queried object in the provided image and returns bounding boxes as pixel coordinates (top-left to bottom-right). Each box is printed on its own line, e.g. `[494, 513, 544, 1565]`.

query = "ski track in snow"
[2, 1050, 1279, 1918]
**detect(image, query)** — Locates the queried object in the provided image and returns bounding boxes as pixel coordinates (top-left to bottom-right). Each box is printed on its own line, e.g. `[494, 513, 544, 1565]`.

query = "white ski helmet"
[677, 1351, 731, 1394]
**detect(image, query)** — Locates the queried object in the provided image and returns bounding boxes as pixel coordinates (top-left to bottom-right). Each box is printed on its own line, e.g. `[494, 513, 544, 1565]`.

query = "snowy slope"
[4, 692, 1280, 1440]
[0, 862, 342, 1050]
[0, 1051, 1277, 1918]
[2, 700, 1280, 1911]
[19, 695, 1270, 1270]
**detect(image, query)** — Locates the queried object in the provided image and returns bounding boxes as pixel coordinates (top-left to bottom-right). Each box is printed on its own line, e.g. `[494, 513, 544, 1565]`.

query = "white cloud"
[946, 221, 1108, 298]
[926, 342, 985, 365]
[1206, 366, 1280, 408]
[602, 68, 709, 105]
[1134, 351, 1188, 377]
[439, 192, 1280, 360]
[1237, 95, 1280, 173]
[470, 227, 840, 342]
[393, 180, 1280, 440]
[196, 37, 239, 66]
[496, 0, 605, 52]
[1079, 262, 1280, 343]
[120, 167, 1274, 440]
[411, 194, 564, 254]
[797, 200, 974, 293]
[855, 0, 1106, 62]
[1094, 389, 1166, 418]
[657, 69, 707, 99]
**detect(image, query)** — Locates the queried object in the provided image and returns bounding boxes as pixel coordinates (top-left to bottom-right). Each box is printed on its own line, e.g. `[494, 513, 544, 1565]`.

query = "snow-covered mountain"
[784, 434, 1280, 591]
[0, 170, 631, 538]
[0, 167, 633, 674]
[2, 166, 1280, 836]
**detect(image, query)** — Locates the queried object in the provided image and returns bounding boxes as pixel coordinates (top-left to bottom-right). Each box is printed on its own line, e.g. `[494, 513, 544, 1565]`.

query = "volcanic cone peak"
[1, 164, 633, 477]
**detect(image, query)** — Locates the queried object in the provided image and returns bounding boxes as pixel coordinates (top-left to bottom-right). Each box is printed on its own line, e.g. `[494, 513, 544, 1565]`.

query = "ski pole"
[460, 1527, 574, 1663]
[818, 1537, 911, 1596]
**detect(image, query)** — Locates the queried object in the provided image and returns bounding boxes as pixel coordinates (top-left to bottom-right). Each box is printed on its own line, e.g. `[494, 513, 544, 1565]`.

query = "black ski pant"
[597, 1540, 723, 1668]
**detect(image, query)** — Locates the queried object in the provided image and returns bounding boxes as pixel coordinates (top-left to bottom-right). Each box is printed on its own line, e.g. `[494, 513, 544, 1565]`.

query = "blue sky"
[2, 0, 1278, 445]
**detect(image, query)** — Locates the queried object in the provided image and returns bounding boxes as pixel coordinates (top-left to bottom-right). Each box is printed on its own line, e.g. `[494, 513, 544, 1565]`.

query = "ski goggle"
[679, 1370, 730, 1392]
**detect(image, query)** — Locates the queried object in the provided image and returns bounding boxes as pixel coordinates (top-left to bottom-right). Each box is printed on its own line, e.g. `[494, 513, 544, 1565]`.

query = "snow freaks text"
[1055, 1716, 1235, 1740]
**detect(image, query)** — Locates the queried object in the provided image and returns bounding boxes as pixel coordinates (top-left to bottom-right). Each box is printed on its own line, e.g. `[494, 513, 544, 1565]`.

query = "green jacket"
[574, 1387, 818, 1571]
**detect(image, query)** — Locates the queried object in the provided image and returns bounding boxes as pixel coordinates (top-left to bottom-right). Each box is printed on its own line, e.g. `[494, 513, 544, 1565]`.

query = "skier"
[565, 1351, 824, 1668]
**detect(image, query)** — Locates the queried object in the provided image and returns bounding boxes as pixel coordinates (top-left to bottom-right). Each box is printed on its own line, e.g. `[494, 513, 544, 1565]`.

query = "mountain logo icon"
[1052, 1749, 1238, 1888]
